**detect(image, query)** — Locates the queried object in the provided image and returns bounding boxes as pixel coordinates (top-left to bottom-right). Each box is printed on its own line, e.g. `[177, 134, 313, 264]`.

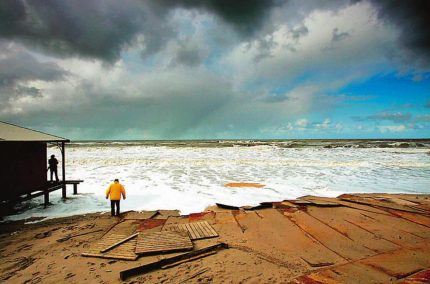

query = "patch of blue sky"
[340, 72, 430, 110]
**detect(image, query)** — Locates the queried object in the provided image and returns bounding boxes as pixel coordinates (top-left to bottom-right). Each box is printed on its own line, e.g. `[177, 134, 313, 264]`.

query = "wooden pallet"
[81, 234, 138, 260]
[163, 221, 218, 240]
[135, 231, 193, 255]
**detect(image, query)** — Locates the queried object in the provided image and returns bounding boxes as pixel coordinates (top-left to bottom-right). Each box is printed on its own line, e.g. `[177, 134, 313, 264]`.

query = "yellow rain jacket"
[106, 181, 126, 201]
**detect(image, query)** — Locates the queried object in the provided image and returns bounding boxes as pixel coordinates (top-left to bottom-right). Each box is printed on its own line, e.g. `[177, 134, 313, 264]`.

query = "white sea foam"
[4, 141, 430, 222]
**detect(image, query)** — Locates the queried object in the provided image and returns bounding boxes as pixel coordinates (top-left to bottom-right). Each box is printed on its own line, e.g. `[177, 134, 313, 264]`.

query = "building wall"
[0, 142, 47, 200]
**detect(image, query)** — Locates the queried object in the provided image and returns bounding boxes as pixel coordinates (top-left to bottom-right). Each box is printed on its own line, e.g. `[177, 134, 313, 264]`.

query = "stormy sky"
[0, 0, 429, 139]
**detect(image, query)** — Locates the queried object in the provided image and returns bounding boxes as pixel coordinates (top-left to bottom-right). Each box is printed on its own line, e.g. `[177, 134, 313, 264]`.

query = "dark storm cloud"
[0, 0, 284, 62]
[0, 44, 67, 86]
[0, 0, 162, 62]
[0, 42, 68, 104]
[366, 0, 430, 67]
[158, 0, 285, 37]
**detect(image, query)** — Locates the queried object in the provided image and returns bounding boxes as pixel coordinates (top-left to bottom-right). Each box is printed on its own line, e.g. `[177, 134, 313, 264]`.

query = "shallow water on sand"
[5, 140, 430, 221]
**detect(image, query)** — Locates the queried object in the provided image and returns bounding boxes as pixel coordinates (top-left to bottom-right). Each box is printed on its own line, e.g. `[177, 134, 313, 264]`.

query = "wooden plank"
[202, 222, 218, 237]
[191, 222, 204, 238]
[196, 221, 211, 237]
[306, 207, 399, 254]
[81, 252, 137, 261]
[283, 210, 375, 261]
[120, 243, 228, 280]
[238, 209, 344, 268]
[123, 211, 158, 220]
[187, 223, 200, 239]
[360, 245, 430, 279]
[100, 233, 139, 253]
[135, 231, 193, 255]
[81, 234, 138, 260]
[301, 196, 342, 207]
[163, 221, 218, 240]
[339, 195, 427, 215]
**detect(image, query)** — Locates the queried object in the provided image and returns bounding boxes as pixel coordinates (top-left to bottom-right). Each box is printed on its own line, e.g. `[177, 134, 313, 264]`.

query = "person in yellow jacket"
[106, 179, 126, 216]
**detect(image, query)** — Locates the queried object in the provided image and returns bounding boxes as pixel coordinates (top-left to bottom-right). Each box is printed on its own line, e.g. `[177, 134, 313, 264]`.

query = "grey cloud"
[158, 0, 286, 37]
[0, 44, 67, 86]
[291, 25, 309, 40]
[0, 0, 284, 62]
[0, 0, 170, 62]
[425, 100, 430, 108]
[169, 39, 208, 67]
[353, 111, 412, 123]
[366, 0, 430, 67]
[332, 28, 350, 42]
[415, 114, 430, 122]
[1, 69, 235, 139]
[0, 42, 68, 105]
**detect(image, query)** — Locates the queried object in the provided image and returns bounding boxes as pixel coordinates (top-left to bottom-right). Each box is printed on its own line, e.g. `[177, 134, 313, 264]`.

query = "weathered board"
[163, 221, 218, 240]
[81, 234, 138, 260]
[135, 231, 193, 255]
[123, 211, 158, 220]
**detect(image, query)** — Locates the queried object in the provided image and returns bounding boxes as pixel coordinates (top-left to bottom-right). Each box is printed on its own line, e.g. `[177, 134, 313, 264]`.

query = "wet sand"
[1, 193, 430, 283]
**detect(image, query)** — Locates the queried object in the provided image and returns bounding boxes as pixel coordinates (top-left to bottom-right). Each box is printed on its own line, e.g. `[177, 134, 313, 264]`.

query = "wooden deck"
[17, 180, 84, 205]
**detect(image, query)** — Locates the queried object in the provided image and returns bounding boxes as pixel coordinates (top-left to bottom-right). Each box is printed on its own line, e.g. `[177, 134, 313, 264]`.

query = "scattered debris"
[225, 182, 265, 188]
[119, 243, 228, 281]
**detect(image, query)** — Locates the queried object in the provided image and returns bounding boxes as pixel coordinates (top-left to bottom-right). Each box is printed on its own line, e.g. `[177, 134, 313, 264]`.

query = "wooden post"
[73, 184, 78, 195]
[61, 142, 66, 199]
[44, 190, 49, 206]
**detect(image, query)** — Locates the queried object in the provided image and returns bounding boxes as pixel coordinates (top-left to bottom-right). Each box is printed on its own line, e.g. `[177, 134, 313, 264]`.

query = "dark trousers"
[50, 168, 59, 181]
[111, 200, 120, 216]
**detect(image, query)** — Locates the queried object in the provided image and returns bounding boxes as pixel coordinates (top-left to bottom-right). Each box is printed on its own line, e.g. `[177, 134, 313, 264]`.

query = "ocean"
[5, 139, 430, 222]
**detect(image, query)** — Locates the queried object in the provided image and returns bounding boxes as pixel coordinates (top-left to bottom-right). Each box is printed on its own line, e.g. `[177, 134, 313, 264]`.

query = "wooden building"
[0, 121, 82, 205]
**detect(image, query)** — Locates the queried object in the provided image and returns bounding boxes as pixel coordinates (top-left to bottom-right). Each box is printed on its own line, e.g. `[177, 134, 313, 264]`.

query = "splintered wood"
[81, 234, 138, 260]
[135, 231, 193, 255]
[163, 221, 218, 240]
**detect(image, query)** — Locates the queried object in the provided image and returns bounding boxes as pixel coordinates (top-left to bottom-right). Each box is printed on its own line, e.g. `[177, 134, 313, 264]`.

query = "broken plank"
[216, 203, 240, 210]
[100, 233, 139, 253]
[120, 243, 228, 281]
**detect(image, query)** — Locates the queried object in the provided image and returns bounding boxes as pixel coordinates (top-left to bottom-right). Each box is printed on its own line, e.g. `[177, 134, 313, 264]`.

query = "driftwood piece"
[119, 242, 228, 280]
[100, 233, 139, 253]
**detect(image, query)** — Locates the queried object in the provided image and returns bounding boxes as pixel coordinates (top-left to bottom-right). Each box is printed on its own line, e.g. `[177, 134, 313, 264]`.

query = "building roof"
[0, 121, 69, 142]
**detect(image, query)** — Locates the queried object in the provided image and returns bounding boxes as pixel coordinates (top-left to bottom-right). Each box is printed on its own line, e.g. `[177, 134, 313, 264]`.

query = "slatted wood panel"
[163, 221, 218, 240]
[81, 234, 138, 260]
[135, 231, 193, 255]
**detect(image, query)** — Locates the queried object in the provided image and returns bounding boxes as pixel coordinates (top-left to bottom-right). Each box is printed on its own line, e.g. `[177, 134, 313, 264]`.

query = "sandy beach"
[1, 193, 430, 283]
